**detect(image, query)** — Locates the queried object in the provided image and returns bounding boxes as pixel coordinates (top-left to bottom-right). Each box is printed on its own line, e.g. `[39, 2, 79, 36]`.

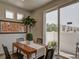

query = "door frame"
[43, 0, 78, 55]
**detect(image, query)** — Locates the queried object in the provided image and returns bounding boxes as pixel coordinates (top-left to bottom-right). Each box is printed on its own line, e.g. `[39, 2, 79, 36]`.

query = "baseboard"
[59, 51, 74, 59]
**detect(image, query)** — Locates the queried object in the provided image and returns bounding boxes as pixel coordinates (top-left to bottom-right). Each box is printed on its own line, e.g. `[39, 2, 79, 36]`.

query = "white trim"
[43, 7, 58, 44]
[58, 8, 60, 55]
[43, 11, 46, 44]
[5, 10, 14, 20]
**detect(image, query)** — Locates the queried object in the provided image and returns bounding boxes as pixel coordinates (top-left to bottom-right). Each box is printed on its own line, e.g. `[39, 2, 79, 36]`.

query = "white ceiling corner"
[0, 0, 52, 11]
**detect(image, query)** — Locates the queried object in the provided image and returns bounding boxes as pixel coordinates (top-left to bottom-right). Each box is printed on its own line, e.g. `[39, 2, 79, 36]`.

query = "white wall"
[0, 34, 26, 54]
[0, 2, 30, 54]
[0, 2, 30, 20]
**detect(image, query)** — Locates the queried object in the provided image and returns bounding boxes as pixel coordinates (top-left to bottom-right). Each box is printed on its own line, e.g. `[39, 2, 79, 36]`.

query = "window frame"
[5, 10, 14, 20]
[43, 0, 79, 56]
[17, 13, 24, 20]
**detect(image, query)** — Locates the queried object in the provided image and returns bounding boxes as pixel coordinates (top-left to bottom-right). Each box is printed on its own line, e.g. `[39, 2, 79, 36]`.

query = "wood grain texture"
[12, 42, 37, 59]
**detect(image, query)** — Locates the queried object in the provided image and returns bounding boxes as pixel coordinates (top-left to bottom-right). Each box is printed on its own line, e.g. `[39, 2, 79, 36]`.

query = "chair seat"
[2, 44, 24, 59]
[38, 55, 45, 59]
[11, 54, 18, 59]
[11, 52, 24, 59]
[38, 48, 54, 59]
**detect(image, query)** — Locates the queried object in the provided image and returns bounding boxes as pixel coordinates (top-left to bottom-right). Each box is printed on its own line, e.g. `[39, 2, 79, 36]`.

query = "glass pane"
[6, 10, 14, 19]
[60, 2, 79, 56]
[45, 10, 58, 56]
[46, 10, 58, 45]
[17, 13, 24, 20]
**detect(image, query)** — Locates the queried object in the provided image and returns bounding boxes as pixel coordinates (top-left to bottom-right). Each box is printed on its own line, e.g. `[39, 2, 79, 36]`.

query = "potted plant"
[48, 41, 57, 49]
[47, 41, 56, 56]
[21, 16, 36, 42]
[26, 33, 33, 41]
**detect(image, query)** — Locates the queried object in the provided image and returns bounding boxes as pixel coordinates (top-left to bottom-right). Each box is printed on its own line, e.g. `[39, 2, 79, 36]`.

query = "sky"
[46, 2, 79, 27]
[46, 10, 58, 25]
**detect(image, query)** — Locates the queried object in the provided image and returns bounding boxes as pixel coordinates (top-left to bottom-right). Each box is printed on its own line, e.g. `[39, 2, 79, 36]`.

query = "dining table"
[12, 41, 46, 59]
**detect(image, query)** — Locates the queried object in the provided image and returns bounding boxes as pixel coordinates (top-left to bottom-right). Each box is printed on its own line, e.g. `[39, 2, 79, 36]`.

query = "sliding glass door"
[44, 9, 59, 55]
[45, 10, 58, 45]
[44, 1, 79, 58]
[60, 2, 79, 55]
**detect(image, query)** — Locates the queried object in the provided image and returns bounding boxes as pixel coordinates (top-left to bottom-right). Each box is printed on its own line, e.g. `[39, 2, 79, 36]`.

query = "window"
[46, 10, 58, 45]
[43, 2, 79, 56]
[5, 10, 14, 19]
[60, 2, 79, 54]
[17, 13, 24, 20]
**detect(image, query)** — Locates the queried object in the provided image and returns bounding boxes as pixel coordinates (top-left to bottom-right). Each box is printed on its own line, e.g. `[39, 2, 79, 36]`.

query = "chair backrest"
[16, 38, 24, 42]
[2, 44, 11, 59]
[37, 38, 43, 44]
[45, 48, 54, 59]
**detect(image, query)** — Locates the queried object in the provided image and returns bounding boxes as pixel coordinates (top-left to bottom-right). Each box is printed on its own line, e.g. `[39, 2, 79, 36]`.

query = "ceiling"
[0, 0, 52, 11]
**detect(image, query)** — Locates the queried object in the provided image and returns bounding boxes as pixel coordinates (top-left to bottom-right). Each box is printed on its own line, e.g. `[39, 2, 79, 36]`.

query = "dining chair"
[36, 38, 43, 44]
[38, 48, 54, 59]
[76, 42, 79, 57]
[16, 38, 24, 42]
[45, 48, 54, 59]
[2, 44, 24, 59]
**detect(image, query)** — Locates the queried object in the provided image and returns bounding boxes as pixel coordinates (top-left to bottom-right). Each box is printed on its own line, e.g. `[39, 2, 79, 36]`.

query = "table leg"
[35, 52, 37, 59]
[12, 44, 14, 54]
[75, 46, 77, 58]
[27, 54, 31, 59]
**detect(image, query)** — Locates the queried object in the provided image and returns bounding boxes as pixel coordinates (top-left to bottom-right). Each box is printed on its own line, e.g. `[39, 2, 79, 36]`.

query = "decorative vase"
[26, 40, 33, 44]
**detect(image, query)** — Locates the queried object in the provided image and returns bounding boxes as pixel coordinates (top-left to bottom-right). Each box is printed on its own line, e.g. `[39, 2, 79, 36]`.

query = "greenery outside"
[47, 23, 58, 32]
[48, 41, 57, 49]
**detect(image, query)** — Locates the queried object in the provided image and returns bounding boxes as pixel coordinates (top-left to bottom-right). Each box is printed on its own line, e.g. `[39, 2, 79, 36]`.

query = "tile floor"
[0, 54, 78, 59]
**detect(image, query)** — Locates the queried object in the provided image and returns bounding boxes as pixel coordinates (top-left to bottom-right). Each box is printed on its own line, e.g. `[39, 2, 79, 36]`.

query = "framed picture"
[0, 20, 26, 33]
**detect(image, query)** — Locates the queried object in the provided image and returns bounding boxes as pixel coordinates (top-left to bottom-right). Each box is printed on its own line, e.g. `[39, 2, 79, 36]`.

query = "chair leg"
[16, 49, 19, 53]
[75, 45, 78, 58]
[16, 49, 21, 53]
[38, 55, 44, 59]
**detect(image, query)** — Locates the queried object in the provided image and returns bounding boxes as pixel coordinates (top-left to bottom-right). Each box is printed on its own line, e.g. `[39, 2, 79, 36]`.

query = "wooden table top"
[13, 42, 37, 55]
